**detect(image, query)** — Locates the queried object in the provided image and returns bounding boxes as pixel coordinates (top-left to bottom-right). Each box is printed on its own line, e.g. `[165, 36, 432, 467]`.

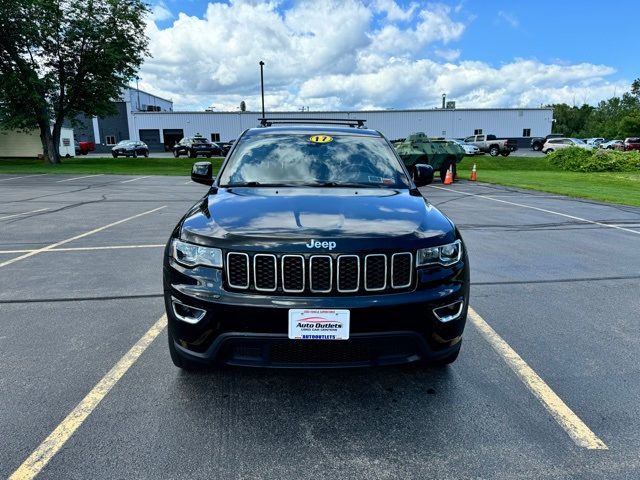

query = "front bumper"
[163, 251, 469, 368]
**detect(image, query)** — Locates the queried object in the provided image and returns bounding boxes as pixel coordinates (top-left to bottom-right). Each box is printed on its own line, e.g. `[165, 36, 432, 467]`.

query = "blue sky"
[142, 0, 637, 110]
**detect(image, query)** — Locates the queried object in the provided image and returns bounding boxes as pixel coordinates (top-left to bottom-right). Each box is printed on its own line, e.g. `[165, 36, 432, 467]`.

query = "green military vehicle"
[393, 133, 466, 182]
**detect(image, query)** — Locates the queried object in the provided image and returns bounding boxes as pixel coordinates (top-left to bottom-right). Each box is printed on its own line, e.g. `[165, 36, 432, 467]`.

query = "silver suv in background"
[542, 138, 594, 154]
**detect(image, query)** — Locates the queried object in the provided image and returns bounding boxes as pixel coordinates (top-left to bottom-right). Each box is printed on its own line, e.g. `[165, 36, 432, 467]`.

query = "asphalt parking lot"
[1, 173, 639, 479]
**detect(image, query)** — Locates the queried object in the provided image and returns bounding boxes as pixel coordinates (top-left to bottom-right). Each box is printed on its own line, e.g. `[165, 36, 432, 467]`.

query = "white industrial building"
[128, 108, 553, 151]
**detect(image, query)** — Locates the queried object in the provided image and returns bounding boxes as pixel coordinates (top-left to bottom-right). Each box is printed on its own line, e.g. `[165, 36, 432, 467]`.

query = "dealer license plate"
[288, 309, 350, 340]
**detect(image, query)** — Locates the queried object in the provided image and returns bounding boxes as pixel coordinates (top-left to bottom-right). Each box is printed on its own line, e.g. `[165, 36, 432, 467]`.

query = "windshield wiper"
[224, 181, 306, 187]
[306, 181, 384, 188]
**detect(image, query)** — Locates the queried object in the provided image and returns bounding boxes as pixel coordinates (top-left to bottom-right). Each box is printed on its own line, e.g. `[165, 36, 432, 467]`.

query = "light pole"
[442, 93, 446, 109]
[259, 61, 265, 118]
[135, 76, 142, 111]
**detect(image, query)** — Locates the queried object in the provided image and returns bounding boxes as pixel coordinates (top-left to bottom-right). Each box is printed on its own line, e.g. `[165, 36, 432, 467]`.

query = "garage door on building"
[139, 129, 162, 152]
[163, 129, 184, 151]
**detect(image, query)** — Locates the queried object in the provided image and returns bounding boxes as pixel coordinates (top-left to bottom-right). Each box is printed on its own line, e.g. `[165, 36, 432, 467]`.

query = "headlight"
[416, 240, 462, 267]
[171, 239, 222, 268]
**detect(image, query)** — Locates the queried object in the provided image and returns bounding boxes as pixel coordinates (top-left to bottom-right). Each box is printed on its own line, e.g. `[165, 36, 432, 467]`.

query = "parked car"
[111, 140, 149, 158]
[173, 136, 223, 158]
[623, 137, 640, 151]
[541, 138, 593, 154]
[599, 139, 624, 150]
[464, 134, 517, 157]
[164, 120, 469, 370]
[217, 140, 235, 156]
[74, 140, 93, 155]
[450, 139, 481, 156]
[530, 134, 564, 151]
[586, 138, 605, 146]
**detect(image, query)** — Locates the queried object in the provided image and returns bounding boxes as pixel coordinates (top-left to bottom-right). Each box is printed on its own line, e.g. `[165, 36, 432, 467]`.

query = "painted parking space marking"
[56, 174, 104, 183]
[120, 176, 150, 184]
[429, 185, 640, 236]
[469, 307, 608, 449]
[8, 314, 168, 480]
[0, 244, 164, 254]
[0, 208, 49, 220]
[0, 174, 47, 182]
[0, 206, 166, 268]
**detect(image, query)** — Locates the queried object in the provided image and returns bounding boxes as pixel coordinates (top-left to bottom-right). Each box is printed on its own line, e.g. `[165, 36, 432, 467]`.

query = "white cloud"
[150, 1, 172, 22]
[139, 0, 626, 111]
[372, 0, 419, 21]
[434, 48, 461, 62]
[497, 10, 519, 28]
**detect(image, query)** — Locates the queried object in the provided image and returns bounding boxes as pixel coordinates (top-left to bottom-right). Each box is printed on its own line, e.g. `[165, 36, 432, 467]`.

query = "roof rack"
[258, 118, 366, 128]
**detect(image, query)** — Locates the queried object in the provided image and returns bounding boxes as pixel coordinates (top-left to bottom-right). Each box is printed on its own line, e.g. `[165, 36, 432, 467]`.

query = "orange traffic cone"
[444, 166, 453, 185]
[470, 163, 477, 181]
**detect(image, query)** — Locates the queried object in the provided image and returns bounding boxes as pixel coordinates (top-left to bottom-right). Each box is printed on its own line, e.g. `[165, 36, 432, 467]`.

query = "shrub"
[547, 147, 640, 172]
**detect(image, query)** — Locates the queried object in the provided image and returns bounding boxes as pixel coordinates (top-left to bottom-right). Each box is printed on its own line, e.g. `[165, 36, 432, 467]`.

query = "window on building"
[523, 128, 531, 137]
[474, 128, 483, 135]
[105, 135, 116, 145]
[211, 133, 221, 142]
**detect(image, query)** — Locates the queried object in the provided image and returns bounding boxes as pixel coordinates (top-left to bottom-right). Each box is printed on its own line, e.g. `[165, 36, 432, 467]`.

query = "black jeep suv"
[163, 120, 469, 369]
[173, 136, 223, 158]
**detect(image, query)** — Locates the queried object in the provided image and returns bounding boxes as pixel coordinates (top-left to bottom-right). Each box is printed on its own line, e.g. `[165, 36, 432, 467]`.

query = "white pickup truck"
[464, 134, 518, 157]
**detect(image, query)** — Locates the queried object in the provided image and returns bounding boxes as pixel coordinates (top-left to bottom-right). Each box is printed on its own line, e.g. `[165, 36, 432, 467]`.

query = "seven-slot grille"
[225, 252, 413, 294]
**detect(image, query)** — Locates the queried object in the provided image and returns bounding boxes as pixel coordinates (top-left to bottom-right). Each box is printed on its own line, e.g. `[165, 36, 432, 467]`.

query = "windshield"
[570, 138, 586, 144]
[218, 134, 410, 188]
[116, 140, 132, 146]
[192, 138, 210, 144]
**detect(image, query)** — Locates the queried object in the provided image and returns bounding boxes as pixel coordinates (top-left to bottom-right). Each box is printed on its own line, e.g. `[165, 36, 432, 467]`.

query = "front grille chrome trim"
[337, 255, 360, 293]
[281, 254, 305, 293]
[391, 252, 413, 289]
[309, 255, 333, 293]
[226, 252, 250, 289]
[364, 254, 387, 291]
[253, 253, 277, 292]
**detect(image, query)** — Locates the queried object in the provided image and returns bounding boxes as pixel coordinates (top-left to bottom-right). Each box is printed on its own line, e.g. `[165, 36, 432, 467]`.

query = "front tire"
[545, 148, 554, 154]
[532, 143, 541, 151]
[112, 153, 118, 158]
[173, 150, 180, 158]
[144, 151, 149, 158]
[133, 151, 137, 158]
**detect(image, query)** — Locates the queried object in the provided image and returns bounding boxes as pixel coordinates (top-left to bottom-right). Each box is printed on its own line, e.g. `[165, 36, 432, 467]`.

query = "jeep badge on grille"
[306, 239, 336, 250]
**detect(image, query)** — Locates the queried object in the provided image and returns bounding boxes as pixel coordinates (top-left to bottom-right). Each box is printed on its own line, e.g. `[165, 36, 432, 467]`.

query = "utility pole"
[442, 93, 446, 109]
[136, 76, 141, 111]
[259, 61, 265, 118]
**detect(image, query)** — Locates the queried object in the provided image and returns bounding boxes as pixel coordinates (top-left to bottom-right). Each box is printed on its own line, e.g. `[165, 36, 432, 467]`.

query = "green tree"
[0, 0, 149, 164]
[548, 103, 594, 137]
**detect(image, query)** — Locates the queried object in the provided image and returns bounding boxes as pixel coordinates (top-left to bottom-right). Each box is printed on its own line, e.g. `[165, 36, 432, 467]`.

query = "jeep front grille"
[225, 252, 413, 295]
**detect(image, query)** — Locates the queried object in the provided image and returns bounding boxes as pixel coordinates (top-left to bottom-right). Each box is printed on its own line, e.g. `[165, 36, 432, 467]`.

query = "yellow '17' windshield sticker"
[309, 135, 333, 143]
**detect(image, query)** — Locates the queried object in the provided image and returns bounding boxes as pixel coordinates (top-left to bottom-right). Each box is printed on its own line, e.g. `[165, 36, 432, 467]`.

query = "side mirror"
[191, 161, 214, 186]
[413, 164, 434, 187]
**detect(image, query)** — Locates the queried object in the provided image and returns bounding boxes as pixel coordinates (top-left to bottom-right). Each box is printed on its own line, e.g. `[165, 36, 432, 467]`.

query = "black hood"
[179, 187, 456, 253]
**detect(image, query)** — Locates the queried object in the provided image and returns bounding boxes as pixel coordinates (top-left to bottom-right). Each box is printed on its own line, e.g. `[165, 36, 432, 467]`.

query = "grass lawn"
[0, 157, 224, 176]
[455, 156, 640, 207]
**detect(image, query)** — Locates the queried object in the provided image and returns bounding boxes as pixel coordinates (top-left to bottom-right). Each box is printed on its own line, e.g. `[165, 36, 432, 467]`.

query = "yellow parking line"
[469, 307, 608, 449]
[9, 314, 168, 480]
[0, 206, 166, 268]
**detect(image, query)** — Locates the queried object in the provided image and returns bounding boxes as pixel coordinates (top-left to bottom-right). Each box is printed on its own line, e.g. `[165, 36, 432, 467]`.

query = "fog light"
[433, 301, 464, 323]
[171, 297, 206, 324]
